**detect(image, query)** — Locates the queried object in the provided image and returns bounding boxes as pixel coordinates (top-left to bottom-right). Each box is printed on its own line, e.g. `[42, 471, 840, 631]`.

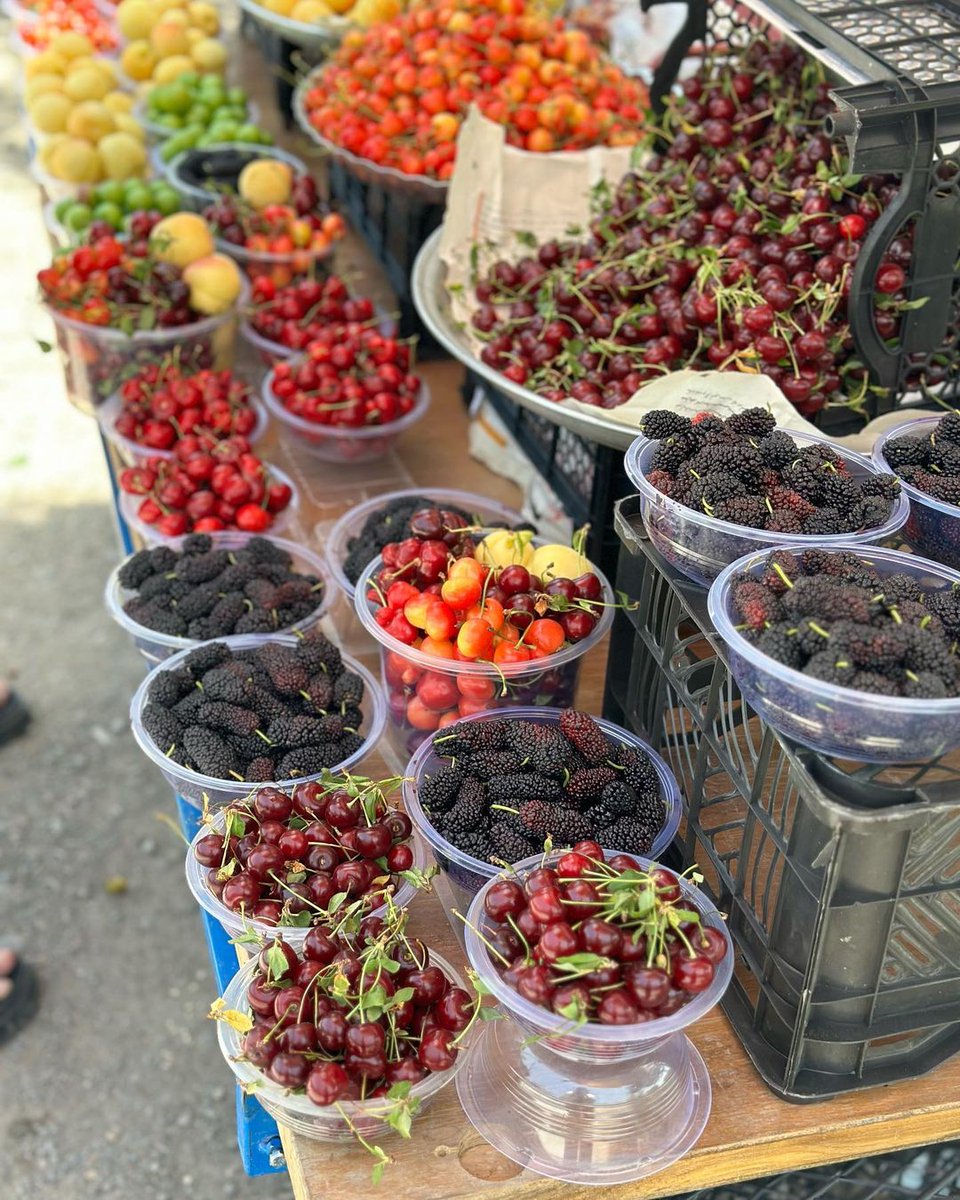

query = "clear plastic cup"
[873, 417, 960, 570]
[43, 292, 245, 415]
[105, 532, 332, 664]
[326, 488, 528, 606]
[130, 634, 386, 807]
[459, 850, 731, 1185]
[184, 807, 428, 945]
[217, 947, 472, 1141]
[625, 429, 911, 587]
[161, 142, 300, 212]
[117, 460, 300, 545]
[708, 543, 960, 762]
[262, 367, 431, 464]
[353, 545, 614, 761]
[95, 389, 268, 464]
[403, 707, 683, 922]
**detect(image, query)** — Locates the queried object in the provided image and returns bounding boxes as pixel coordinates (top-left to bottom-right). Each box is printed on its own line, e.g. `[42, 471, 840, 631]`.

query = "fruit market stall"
[13, 0, 960, 1195]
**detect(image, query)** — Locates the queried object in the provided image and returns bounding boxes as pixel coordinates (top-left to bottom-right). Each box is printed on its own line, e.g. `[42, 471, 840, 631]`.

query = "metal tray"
[411, 227, 639, 451]
[237, 0, 349, 52]
[293, 68, 450, 204]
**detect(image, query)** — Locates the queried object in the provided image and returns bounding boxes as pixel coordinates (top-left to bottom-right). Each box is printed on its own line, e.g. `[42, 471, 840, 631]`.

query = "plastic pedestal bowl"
[118, 460, 300, 546]
[708, 544, 960, 762]
[403, 707, 683, 927]
[460, 850, 732, 1185]
[354, 545, 614, 761]
[44, 295, 244, 415]
[96, 390, 268, 465]
[130, 635, 385, 807]
[873, 417, 960, 570]
[105, 532, 331, 664]
[262, 368, 431, 464]
[218, 949, 472, 1141]
[625, 429, 910, 587]
[185, 809, 427, 947]
[325, 488, 528, 608]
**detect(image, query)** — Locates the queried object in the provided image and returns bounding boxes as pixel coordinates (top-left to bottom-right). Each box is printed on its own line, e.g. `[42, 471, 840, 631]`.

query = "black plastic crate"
[603, 496, 960, 1101]
[672, 1140, 960, 1198]
[476, 373, 631, 579]
[327, 162, 445, 351]
[645, 0, 960, 416]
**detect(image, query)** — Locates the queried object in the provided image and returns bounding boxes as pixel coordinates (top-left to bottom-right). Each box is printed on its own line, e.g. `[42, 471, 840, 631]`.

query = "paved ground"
[0, 42, 291, 1200]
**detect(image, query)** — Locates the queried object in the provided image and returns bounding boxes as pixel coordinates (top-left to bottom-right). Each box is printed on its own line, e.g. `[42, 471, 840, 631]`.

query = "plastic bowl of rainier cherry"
[185, 775, 428, 945]
[214, 915, 478, 1144]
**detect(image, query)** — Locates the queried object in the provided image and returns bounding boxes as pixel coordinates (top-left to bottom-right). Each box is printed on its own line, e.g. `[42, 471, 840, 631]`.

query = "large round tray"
[237, 0, 350, 51]
[293, 66, 450, 205]
[411, 226, 636, 451]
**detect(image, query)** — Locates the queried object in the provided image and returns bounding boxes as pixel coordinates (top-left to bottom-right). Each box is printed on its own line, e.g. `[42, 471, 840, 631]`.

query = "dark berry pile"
[119, 535, 325, 640]
[419, 711, 666, 863]
[479, 852, 728, 1024]
[731, 549, 960, 698]
[883, 413, 960, 505]
[142, 632, 367, 781]
[194, 777, 417, 927]
[641, 408, 900, 535]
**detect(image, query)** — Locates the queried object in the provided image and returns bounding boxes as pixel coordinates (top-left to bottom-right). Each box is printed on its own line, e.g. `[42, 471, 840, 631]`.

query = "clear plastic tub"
[185, 807, 427, 945]
[161, 142, 301, 212]
[104, 532, 331, 664]
[625, 429, 911, 587]
[262, 368, 431, 464]
[459, 850, 731, 1185]
[217, 948, 472, 1141]
[96, 389, 267, 464]
[872, 417, 960, 570]
[403, 706, 683, 922]
[354, 544, 615, 760]
[707, 544, 960, 762]
[130, 634, 386, 807]
[118, 460, 299, 545]
[326, 488, 527, 606]
[43, 293, 244, 415]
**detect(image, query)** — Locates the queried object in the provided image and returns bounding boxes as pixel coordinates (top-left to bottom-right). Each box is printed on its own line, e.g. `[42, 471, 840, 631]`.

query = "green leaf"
[478, 1006, 504, 1021]
[265, 943, 289, 983]
[137, 307, 156, 331]
[226, 811, 246, 839]
[391, 986, 416, 1005]
[327, 891, 348, 915]
[282, 910, 313, 928]
[553, 952, 614, 971]
[285, 870, 307, 884]
[387, 1081, 412, 1100]
[36, 339, 53, 354]
[514, 230, 537, 247]
[899, 296, 930, 310]
[371, 1161, 386, 1186]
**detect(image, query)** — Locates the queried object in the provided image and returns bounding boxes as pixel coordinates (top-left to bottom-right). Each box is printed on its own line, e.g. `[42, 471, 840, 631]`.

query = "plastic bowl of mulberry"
[402, 707, 682, 931]
[873, 417, 960, 570]
[105, 533, 332, 665]
[130, 634, 386, 807]
[708, 544, 960, 762]
[626, 429, 910, 587]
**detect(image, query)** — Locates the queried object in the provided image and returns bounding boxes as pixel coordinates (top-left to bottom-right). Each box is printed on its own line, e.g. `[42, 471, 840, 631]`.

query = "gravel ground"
[0, 42, 291, 1200]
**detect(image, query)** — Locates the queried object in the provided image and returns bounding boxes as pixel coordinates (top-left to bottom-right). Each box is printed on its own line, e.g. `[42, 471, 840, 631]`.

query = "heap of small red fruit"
[119, 440, 293, 537]
[269, 326, 420, 428]
[301, 0, 647, 180]
[203, 172, 347, 268]
[19, 0, 117, 52]
[113, 359, 259, 452]
[37, 224, 202, 330]
[247, 274, 380, 356]
[479, 847, 728, 1024]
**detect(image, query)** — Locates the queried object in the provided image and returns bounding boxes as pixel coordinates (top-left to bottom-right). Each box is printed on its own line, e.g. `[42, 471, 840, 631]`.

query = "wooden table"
[256, 361, 960, 1199]
[210, 32, 960, 1195]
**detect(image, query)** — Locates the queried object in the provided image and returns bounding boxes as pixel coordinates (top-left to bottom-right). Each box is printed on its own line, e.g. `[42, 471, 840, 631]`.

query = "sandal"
[0, 692, 30, 748]
[0, 957, 39, 1047]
